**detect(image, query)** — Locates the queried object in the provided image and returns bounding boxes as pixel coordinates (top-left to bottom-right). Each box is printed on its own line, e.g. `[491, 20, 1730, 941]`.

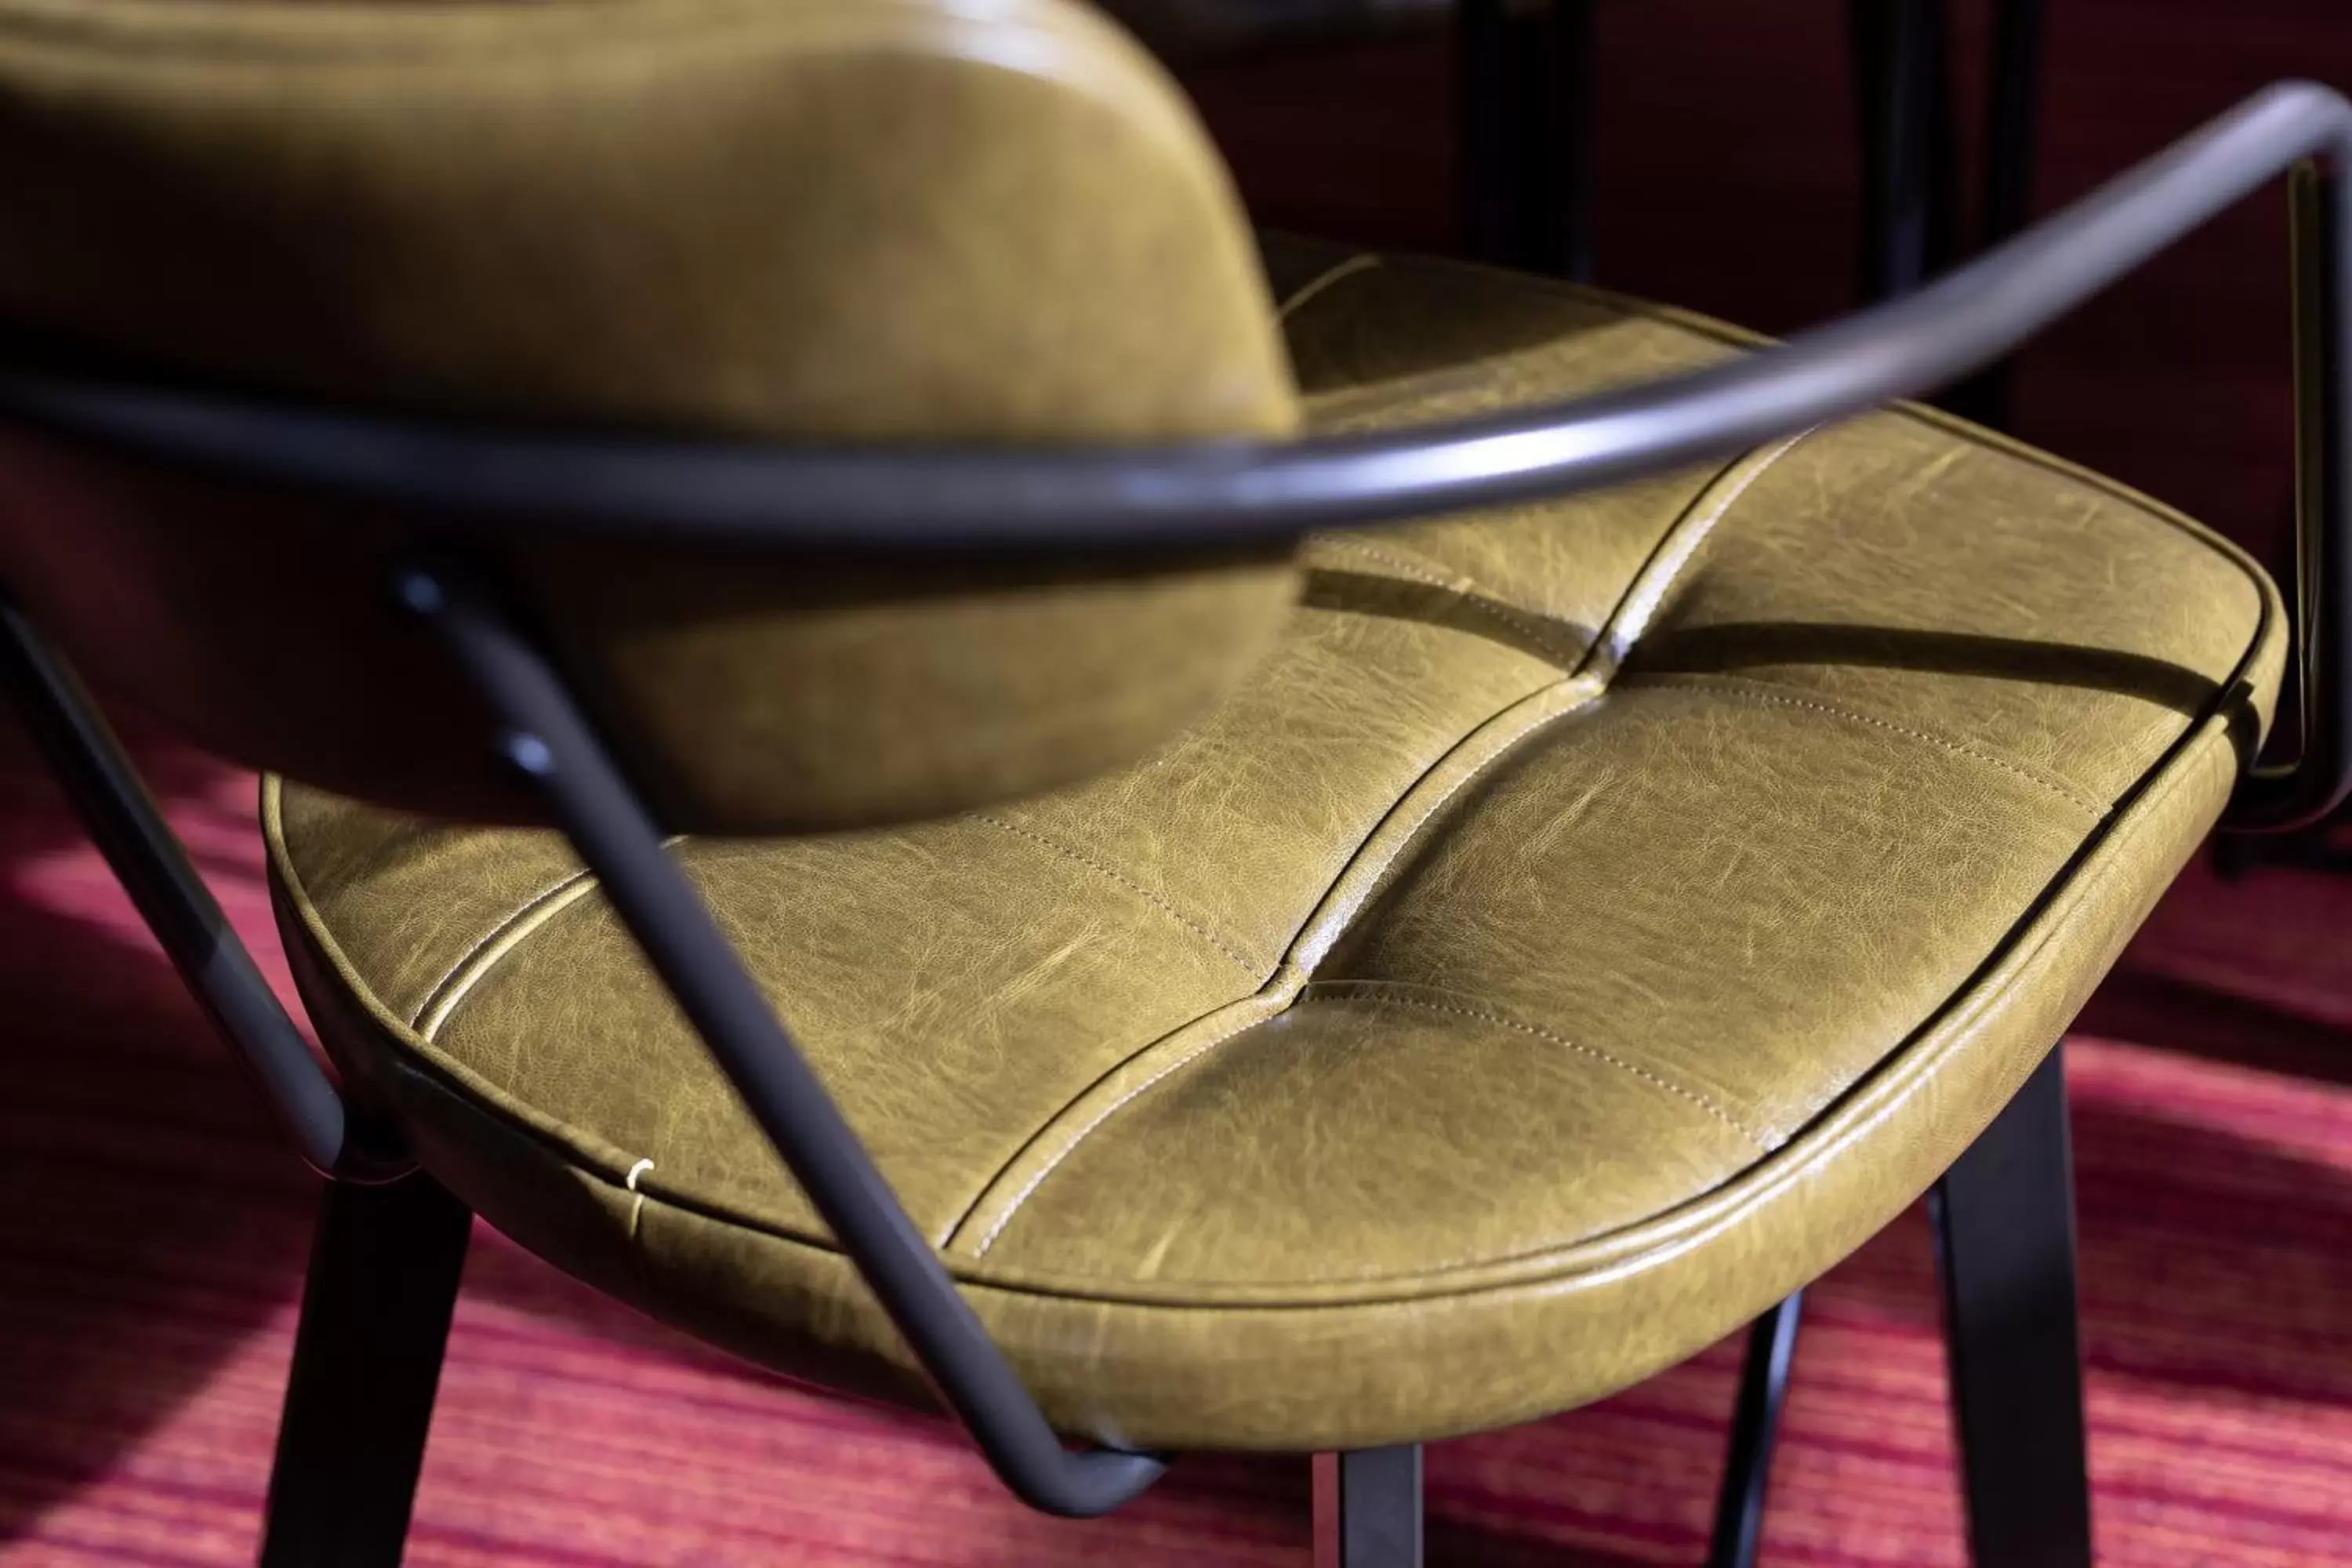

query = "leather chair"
[0, 3, 2342, 1565]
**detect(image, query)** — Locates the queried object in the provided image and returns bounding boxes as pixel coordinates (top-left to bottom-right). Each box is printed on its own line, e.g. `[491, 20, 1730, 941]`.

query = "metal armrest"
[2224, 156, 2350, 830]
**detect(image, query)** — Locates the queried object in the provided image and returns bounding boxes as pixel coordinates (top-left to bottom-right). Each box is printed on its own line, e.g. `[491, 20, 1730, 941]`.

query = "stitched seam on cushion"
[956, 435, 1796, 1245]
[1577, 434, 1811, 682]
[270, 493, 2274, 1304]
[953, 679, 1605, 1252]
[1309, 982, 1773, 1147]
[1630, 673, 2108, 817]
[948, 679, 1599, 1251]
[1307, 430, 1812, 677]
[1313, 535, 1586, 664]
[1277, 253, 1381, 319]
[415, 835, 688, 1040]
[1283, 684, 1599, 974]
[314, 597, 2253, 1299]
[1033, 577, 2261, 1294]
[1429, 256, 2272, 641]
[973, 813, 1263, 976]
[1287, 441, 1805, 951]
[336, 715, 2237, 1303]
[960, 719, 2238, 1301]
[410, 866, 599, 1032]
[1523, 270, 2278, 625]
[1896, 401, 2277, 626]
[272, 284, 2273, 1303]
[971, 1010, 1274, 1254]
[956, 411, 2134, 1253]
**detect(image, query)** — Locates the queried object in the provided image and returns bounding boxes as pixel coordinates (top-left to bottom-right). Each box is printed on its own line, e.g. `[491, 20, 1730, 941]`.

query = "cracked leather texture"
[0, 0, 1296, 830]
[270, 238, 2284, 1453]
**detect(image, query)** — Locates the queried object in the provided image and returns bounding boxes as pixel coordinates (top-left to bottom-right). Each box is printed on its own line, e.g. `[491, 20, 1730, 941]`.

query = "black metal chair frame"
[1460, 10, 2057, 1559]
[1, 80, 2346, 1568]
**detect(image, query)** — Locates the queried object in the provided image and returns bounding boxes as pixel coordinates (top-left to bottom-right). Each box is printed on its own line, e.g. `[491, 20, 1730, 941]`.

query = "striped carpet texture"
[3, 732, 2350, 1566]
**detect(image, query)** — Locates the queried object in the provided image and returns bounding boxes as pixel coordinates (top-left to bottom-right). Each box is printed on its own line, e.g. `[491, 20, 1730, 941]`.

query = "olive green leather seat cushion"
[269, 244, 2281, 1454]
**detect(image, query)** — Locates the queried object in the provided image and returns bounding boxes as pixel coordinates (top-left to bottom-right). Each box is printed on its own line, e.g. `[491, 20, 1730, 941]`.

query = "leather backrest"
[0, 0, 1299, 829]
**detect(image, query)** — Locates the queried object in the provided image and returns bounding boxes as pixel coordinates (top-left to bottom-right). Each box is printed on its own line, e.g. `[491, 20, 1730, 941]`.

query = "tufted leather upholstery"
[268, 239, 2281, 1453]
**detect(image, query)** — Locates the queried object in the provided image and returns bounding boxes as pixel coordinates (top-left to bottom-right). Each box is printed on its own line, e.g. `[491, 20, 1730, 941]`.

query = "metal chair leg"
[260, 1173, 473, 1568]
[1313, 1446, 1424, 1568]
[1704, 1290, 1806, 1568]
[1932, 1044, 2094, 1568]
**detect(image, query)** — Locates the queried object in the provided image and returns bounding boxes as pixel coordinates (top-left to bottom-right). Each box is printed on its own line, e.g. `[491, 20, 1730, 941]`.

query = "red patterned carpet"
[2, 725, 2351, 1567]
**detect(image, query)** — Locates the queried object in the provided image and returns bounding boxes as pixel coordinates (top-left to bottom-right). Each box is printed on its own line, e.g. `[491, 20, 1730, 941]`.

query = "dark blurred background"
[1178, 0, 2329, 577]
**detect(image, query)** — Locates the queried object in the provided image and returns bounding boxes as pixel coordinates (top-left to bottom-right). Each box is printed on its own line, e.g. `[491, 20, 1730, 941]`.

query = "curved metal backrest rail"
[0, 78, 2346, 1526]
[0, 80, 2339, 555]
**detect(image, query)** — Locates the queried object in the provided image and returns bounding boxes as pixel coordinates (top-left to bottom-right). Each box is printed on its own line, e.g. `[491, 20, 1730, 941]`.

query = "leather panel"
[972, 597, 1563, 978]
[292, 783, 1260, 1243]
[968, 983, 1766, 1283]
[1630, 405, 2265, 803]
[289, 706, 2256, 1450]
[1288, 254, 1749, 644]
[267, 245, 2283, 1450]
